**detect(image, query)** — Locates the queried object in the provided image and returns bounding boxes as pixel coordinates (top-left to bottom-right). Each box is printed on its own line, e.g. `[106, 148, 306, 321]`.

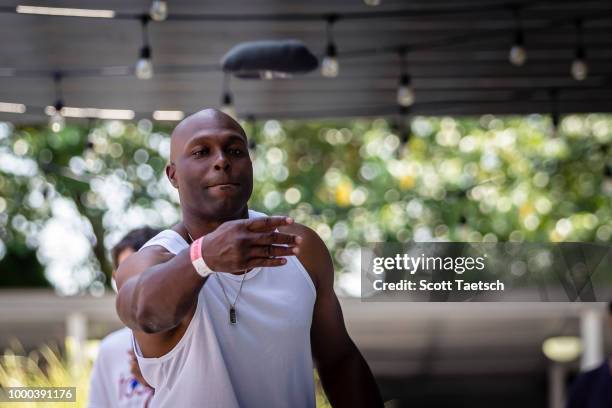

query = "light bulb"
[397, 74, 415, 107]
[364, 0, 381, 5]
[136, 46, 153, 79]
[321, 41, 339, 78]
[321, 56, 339, 78]
[571, 58, 588, 81]
[136, 58, 153, 79]
[397, 86, 415, 107]
[149, 0, 167, 21]
[49, 111, 65, 133]
[509, 44, 527, 66]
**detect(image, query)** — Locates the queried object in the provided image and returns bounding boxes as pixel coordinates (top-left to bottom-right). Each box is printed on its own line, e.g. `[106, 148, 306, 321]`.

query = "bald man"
[115, 109, 383, 408]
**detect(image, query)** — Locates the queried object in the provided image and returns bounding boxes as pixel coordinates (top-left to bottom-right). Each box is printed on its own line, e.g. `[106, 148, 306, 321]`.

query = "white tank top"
[132, 210, 317, 408]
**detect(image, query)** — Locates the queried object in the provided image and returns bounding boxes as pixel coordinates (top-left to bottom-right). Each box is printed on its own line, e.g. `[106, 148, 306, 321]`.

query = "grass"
[0, 339, 91, 408]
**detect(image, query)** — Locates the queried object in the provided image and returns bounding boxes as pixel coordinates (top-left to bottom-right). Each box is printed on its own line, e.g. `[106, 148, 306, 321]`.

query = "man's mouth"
[207, 182, 240, 188]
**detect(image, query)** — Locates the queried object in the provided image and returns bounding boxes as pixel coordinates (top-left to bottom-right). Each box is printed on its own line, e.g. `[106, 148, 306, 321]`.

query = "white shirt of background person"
[88, 241, 154, 407]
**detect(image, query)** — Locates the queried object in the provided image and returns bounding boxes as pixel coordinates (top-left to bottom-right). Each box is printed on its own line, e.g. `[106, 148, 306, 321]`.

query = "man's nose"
[213, 151, 230, 171]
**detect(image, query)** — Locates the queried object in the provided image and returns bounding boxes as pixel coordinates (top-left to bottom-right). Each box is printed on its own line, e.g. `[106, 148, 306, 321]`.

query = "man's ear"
[166, 163, 178, 189]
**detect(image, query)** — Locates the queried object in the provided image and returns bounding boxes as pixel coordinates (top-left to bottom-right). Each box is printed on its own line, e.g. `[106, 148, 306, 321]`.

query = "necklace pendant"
[229, 306, 237, 325]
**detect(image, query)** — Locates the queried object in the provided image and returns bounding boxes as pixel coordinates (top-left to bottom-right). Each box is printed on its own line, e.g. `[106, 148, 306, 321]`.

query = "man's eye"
[229, 148, 244, 156]
[192, 148, 208, 157]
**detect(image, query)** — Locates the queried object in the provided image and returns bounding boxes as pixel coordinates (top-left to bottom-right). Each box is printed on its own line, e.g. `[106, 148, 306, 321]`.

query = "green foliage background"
[0, 114, 610, 293]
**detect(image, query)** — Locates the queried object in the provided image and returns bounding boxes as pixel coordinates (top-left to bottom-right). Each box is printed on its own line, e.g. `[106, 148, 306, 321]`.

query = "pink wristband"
[190, 236, 203, 263]
[189, 237, 214, 277]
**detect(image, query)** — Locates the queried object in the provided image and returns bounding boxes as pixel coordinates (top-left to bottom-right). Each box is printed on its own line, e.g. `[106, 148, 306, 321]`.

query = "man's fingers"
[246, 256, 288, 269]
[251, 231, 301, 246]
[246, 216, 293, 232]
[250, 245, 298, 258]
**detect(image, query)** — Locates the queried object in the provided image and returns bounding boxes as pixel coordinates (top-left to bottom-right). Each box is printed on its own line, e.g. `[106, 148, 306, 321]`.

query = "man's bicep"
[311, 285, 355, 368]
[301, 232, 354, 369]
[115, 247, 199, 358]
[115, 246, 173, 290]
[115, 247, 181, 350]
[115, 247, 171, 325]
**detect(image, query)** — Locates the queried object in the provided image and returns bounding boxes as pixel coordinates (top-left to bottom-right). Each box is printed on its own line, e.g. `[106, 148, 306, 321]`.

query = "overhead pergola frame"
[1, 0, 612, 124]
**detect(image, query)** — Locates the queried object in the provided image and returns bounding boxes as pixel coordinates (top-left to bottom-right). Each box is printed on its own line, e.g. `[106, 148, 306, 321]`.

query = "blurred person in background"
[88, 226, 160, 408]
[566, 301, 612, 408]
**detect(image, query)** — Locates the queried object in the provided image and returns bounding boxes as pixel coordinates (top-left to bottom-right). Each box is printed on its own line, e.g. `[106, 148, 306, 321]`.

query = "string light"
[136, 46, 153, 79]
[364, 0, 382, 6]
[0, 8, 606, 124]
[149, 0, 168, 22]
[397, 50, 414, 107]
[49, 103, 65, 132]
[509, 8, 527, 66]
[321, 16, 339, 78]
[135, 15, 153, 79]
[571, 19, 588, 81]
[397, 74, 414, 107]
[48, 73, 65, 132]
[0, 10, 601, 82]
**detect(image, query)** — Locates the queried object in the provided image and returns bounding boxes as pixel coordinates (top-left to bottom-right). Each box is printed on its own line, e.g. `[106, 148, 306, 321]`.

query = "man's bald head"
[170, 108, 247, 162]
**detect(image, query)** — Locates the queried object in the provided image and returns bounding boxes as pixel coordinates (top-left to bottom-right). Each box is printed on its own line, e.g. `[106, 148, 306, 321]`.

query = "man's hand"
[200, 216, 302, 273]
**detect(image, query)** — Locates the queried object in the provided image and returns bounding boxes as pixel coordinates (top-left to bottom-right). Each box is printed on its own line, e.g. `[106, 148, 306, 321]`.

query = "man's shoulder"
[279, 222, 328, 256]
[279, 222, 333, 291]
[278, 221, 316, 239]
[116, 229, 181, 286]
[278, 221, 308, 234]
[138, 227, 187, 253]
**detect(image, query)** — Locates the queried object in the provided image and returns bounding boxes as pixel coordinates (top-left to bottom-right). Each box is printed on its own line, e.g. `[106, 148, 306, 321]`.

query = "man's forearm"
[117, 249, 206, 333]
[318, 348, 384, 408]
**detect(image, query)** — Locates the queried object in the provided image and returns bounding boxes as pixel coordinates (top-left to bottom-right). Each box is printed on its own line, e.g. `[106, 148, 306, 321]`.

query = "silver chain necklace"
[187, 230, 246, 325]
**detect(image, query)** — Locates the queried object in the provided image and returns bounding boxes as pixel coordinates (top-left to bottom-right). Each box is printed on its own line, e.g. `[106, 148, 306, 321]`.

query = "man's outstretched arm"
[116, 216, 300, 357]
[291, 224, 384, 408]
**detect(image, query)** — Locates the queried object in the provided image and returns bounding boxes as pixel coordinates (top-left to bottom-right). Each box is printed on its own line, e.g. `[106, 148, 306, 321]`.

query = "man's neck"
[182, 206, 249, 239]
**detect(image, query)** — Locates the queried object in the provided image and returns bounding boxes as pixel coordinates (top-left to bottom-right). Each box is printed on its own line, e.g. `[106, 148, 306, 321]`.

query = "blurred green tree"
[0, 114, 610, 294]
